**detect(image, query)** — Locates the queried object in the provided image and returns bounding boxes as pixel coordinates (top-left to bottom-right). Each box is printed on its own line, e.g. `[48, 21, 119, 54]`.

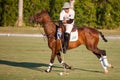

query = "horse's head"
[29, 10, 49, 24]
[29, 10, 61, 40]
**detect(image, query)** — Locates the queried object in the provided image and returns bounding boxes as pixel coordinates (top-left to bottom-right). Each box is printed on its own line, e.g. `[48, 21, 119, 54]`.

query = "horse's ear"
[41, 8, 46, 12]
[41, 8, 48, 12]
[41, 8, 49, 14]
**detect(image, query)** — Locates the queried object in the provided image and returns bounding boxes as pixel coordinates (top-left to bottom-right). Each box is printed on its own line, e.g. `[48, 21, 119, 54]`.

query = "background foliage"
[0, 0, 120, 29]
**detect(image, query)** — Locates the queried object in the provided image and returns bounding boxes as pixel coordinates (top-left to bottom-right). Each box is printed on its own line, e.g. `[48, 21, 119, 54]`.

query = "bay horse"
[29, 10, 113, 74]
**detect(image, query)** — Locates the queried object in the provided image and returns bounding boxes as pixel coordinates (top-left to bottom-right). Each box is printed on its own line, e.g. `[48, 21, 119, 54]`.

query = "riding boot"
[63, 33, 70, 53]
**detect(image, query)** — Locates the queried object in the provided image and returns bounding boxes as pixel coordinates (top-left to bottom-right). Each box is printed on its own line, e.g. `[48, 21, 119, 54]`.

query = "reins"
[46, 31, 55, 39]
[37, 25, 47, 42]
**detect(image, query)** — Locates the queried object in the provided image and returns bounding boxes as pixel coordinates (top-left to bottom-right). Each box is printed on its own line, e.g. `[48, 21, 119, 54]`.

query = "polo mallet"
[59, 39, 69, 76]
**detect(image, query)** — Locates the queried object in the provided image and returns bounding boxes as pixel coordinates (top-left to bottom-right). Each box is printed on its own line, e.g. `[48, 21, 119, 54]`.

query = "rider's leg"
[63, 33, 70, 53]
[63, 24, 73, 53]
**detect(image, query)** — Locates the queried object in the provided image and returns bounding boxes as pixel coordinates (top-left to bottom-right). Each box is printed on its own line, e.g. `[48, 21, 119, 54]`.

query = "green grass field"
[0, 36, 120, 80]
[0, 27, 120, 36]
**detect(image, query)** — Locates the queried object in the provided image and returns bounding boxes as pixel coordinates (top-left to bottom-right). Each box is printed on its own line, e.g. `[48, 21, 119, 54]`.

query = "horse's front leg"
[45, 50, 56, 73]
[57, 52, 71, 69]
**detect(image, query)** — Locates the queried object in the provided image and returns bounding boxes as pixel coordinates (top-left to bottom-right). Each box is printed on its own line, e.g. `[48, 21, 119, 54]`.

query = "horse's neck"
[43, 19, 56, 38]
[43, 15, 53, 27]
[42, 13, 51, 23]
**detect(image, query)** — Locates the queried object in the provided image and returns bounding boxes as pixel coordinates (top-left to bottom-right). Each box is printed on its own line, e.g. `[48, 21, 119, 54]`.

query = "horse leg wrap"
[46, 63, 53, 72]
[99, 57, 108, 72]
[61, 61, 64, 64]
[103, 56, 113, 68]
[102, 56, 109, 66]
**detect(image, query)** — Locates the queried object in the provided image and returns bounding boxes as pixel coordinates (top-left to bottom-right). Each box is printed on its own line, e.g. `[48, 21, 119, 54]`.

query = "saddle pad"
[70, 30, 78, 42]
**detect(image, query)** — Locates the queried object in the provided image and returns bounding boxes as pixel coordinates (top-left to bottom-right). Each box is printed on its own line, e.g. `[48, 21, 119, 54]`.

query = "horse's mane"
[40, 10, 58, 26]
[40, 10, 49, 15]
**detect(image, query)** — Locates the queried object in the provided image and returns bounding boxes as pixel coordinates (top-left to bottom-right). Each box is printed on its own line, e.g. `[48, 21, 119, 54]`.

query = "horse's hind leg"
[93, 49, 113, 73]
[57, 52, 71, 69]
[85, 42, 112, 73]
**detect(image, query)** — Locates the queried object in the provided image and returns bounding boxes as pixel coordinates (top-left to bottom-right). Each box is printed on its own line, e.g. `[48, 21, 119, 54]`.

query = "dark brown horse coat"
[29, 10, 112, 73]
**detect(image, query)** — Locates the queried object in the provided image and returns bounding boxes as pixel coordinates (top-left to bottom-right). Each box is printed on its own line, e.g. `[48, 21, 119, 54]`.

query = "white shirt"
[59, 9, 75, 24]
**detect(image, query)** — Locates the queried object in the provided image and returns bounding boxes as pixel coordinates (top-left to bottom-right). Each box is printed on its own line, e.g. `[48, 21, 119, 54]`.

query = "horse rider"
[59, 2, 75, 53]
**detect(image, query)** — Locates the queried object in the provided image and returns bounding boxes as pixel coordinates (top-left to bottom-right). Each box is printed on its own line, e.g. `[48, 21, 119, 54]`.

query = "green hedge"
[0, 0, 18, 26]
[0, 0, 120, 29]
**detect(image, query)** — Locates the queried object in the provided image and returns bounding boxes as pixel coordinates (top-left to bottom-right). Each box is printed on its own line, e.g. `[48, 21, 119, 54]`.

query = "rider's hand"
[62, 20, 67, 23]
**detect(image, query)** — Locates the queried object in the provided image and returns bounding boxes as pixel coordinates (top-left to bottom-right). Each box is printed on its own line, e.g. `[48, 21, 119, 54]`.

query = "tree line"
[0, 0, 120, 29]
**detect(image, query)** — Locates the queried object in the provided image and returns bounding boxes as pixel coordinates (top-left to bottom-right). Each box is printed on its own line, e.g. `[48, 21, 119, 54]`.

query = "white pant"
[64, 24, 73, 34]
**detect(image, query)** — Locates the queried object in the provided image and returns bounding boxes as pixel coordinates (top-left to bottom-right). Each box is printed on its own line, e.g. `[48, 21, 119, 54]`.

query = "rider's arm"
[66, 9, 75, 24]
[59, 19, 74, 24]
[59, 9, 74, 24]
[66, 19, 74, 24]
[59, 21, 63, 27]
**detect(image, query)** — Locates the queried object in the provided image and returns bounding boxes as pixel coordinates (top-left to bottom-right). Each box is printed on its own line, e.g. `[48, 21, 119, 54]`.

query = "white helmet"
[62, 2, 71, 9]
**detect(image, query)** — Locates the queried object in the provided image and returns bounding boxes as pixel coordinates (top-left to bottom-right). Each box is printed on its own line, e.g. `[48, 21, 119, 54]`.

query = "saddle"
[70, 25, 78, 41]
[56, 24, 78, 41]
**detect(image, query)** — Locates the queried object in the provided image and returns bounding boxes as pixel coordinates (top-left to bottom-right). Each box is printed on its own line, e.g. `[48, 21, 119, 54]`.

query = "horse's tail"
[99, 31, 108, 42]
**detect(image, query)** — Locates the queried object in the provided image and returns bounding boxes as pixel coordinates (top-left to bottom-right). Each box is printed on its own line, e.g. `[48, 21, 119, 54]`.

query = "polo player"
[59, 2, 75, 53]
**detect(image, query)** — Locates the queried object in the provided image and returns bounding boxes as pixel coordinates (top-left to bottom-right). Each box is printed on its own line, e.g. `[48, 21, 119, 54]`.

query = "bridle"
[46, 31, 55, 39]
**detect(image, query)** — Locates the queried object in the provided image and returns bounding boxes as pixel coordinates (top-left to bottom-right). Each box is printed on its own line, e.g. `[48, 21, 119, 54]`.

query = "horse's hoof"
[69, 66, 74, 70]
[45, 70, 50, 73]
[111, 66, 114, 68]
[65, 66, 72, 69]
[108, 64, 113, 68]
[68, 66, 72, 69]
[105, 69, 109, 74]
